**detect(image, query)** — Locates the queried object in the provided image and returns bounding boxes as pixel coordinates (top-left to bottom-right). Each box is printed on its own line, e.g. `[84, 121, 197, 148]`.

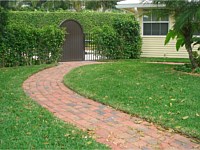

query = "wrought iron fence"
[84, 33, 107, 61]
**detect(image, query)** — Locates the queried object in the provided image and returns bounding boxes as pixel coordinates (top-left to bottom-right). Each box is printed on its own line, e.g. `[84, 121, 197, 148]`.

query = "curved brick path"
[23, 61, 199, 150]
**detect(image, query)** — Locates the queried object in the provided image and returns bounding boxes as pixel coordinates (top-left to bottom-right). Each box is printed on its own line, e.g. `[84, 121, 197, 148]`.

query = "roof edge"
[116, 3, 165, 9]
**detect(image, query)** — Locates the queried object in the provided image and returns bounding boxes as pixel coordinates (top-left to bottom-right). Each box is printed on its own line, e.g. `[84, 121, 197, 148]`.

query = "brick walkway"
[23, 61, 199, 150]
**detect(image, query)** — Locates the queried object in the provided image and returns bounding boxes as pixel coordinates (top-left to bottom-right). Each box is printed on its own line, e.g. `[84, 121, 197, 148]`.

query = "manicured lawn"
[0, 65, 108, 149]
[64, 60, 200, 139]
[140, 57, 190, 63]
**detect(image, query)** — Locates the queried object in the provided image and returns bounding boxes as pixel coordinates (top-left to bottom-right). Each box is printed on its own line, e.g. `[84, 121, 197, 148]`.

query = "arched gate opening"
[60, 19, 85, 61]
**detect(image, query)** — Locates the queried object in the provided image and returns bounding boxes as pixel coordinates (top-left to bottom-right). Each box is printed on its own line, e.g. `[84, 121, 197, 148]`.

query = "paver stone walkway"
[23, 61, 200, 150]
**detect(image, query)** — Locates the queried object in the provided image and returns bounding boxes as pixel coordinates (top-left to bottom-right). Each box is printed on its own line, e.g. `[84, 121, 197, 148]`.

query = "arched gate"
[60, 19, 85, 61]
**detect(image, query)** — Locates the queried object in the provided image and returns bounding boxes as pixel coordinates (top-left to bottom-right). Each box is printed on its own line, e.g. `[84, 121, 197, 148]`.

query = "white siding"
[141, 37, 189, 58]
[137, 9, 198, 58]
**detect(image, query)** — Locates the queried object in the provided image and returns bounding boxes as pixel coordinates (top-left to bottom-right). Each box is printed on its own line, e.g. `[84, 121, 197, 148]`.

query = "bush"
[0, 7, 8, 34]
[92, 19, 142, 59]
[194, 67, 200, 73]
[0, 24, 65, 67]
[113, 19, 142, 59]
[174, 64, 193, 73]
[8, 11, 135, 33]
[0, 11, 137, 67]
[174, 52, 200, 73]
[0, 7, 8, 48]
[193, 51, 200, 67]
[92, 26, 119, 59]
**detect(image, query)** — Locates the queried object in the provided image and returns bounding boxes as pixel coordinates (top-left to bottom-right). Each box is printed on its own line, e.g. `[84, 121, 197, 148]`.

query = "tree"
[42, 0, 70, 11]
[85, 0, 119, 12]
[154, 0, 200, 69]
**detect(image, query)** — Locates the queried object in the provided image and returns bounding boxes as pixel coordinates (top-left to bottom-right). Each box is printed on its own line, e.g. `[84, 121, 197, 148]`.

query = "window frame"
[142, 13, 169, 37]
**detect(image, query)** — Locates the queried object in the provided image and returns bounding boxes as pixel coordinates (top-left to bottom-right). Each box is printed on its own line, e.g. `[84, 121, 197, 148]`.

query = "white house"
[116, 0, 198, 58]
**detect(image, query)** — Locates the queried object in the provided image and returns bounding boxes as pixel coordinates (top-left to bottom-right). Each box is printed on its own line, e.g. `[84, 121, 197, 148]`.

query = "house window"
[143, 13, 169, 36]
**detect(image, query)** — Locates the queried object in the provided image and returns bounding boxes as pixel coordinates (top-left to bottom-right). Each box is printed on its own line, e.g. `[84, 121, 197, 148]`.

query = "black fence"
[84, 33, 107, 61]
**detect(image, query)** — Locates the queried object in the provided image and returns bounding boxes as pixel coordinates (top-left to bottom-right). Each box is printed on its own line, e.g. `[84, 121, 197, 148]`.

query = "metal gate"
[84, 33, 107, 61]
[60, 19, 108, 61]
[60, 19, 84, 61]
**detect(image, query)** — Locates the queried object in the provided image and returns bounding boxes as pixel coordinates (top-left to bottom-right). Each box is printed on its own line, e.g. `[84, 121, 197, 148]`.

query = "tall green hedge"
[92, 19, 142, 59]
[7, 11, 134, 33]
[1, 11, 140, 67]
[0, 24, 65, 67]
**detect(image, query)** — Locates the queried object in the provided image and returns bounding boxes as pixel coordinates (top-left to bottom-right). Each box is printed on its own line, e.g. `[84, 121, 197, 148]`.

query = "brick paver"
[23, 61, 200, 150]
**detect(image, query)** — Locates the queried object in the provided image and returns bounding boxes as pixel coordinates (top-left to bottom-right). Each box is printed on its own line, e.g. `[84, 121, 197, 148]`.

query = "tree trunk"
[185, 42, 198, 69]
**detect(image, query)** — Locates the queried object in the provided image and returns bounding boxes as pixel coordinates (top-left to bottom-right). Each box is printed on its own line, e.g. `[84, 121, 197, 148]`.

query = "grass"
[100, 57, 190, 63]
[64, 60, 200, 140]
[140, 57, 190, 63]
[0, 64, 108, 149]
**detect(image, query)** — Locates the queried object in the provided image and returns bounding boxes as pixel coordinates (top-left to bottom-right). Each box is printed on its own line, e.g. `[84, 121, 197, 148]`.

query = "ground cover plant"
[64, 60, 200, 140]
[0, 64, 108, 149]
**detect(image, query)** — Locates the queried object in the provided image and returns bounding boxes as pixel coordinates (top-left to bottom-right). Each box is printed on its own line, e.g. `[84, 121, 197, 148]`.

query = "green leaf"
[165, 30, 176, 45]
[176, 38, 184, 51]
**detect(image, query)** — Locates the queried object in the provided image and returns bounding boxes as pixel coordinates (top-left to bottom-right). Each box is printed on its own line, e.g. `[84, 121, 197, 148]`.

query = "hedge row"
[8, 11, 135, 33]
[0, 24, 65, 67]
[1, 11, 140, 67]
[92, 19, 142, 59]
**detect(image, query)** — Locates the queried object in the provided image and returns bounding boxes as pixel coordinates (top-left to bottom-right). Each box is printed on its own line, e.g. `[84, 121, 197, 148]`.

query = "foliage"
[174, 64, 193, 73]
[0, 64, 109, 149]
[194, 67, 200, 73]
[40, 0, 70, 11]
[0, 11, 134, 67]
[0, 1, 9, 9]
[193, 51, 200, 67]
[0, 24, 65, 67]
[0, 7, 8, 32]
[92, 19, 142, 59]
[1, 0, 119, 12]
[85, 0, 119, 12]
[0, 7, 8, 44]
[92, 26, 119, 59]
[7, 11, 134, 33]
[64, 60, 200, 139]
[113, 19, 142, 59]
[154, 0, 200, 69]
[174, 62, 200, 74]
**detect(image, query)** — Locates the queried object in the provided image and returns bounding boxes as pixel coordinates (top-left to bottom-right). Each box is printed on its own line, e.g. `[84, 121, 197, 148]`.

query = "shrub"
[113, 19, 142, 59]
[0, 11, 135, 67]
[0, 23, 65, 67]
[0, 7, 8, 34]
[174, 64, 193, 73]
[193, 51, 200, 67]
[8, 11, 135, 33]
[0, 7, 8, 48]
[92, 19, 142, 59]
[92, 26, 119, 59]
[194, 67, 200, 73]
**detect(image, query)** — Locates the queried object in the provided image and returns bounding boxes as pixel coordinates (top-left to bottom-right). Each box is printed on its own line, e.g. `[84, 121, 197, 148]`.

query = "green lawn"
[140, 57, 190, 63]
[0, 65, 108, 149]
[64, 60, 200, 140]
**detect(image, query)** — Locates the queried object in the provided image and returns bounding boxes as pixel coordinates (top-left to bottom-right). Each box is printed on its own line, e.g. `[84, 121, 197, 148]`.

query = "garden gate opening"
[60, 19, 107, 61]
[60, 19, 84, 61]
